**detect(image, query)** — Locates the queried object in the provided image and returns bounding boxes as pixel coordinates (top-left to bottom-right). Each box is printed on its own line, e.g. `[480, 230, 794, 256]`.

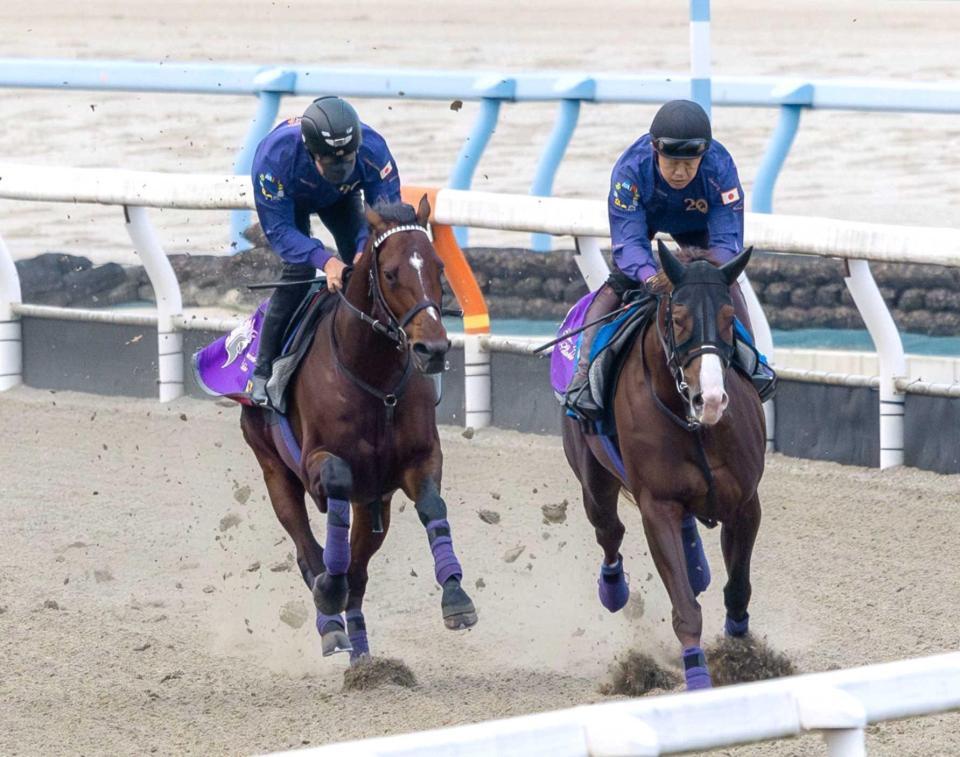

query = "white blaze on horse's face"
[696, 353, 729, 426]
[409, 250, 439, 321]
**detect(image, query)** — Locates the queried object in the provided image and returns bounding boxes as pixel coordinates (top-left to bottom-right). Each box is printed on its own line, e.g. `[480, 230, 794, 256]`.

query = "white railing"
[2, 164, 960, 465]
[265, 651, 960, 757]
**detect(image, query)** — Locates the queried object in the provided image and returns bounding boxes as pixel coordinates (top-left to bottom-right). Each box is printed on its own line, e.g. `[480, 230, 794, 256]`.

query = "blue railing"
[2, 58, 960, 250]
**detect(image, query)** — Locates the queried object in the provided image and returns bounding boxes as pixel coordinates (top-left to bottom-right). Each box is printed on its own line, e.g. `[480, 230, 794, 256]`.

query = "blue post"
[689, 0, 712, 118]
[752, 84, 812, 212]
[448, 97, 501, 247]
[230, 68, 296, 253]
[530, 99, 580, 252]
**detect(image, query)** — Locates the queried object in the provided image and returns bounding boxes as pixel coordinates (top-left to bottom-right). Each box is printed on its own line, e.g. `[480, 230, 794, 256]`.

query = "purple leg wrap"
[681, 513, 711, 596]
[725, 612, 750, 637]
[323, 498, 351, 575]
[683, 646, 712, 690]
[427, 519, 463, 585]
[316, 611, 345, 635]
[598, 557, 629, 612]
[346, 609, 370, 660]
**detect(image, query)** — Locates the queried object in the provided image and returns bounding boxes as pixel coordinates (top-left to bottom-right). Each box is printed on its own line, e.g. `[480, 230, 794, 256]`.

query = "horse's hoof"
[441, 580, 478, 630]
[321, 626, 353, 657]
[349, 650, 371, 666]
[598, 560, 629, 613]
[313, 571, 349, 615]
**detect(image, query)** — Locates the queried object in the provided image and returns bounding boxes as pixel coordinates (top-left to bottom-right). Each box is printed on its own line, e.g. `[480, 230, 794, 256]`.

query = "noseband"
[338, 224, 443, 350]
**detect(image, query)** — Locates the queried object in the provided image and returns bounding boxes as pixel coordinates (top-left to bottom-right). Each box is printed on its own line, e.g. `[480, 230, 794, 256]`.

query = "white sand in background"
[0, 387, 958, 755]
[0, 1, 958, 265]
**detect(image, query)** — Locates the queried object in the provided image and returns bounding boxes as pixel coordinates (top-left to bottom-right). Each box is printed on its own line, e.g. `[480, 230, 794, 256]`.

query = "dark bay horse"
[563, 241, 765, 690]
[241, 197, 477, 662]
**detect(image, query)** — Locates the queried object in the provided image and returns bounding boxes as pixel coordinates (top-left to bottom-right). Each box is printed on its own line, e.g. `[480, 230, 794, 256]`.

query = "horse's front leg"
[720, 492, 761, 637]
[344, 496, 392, 663]
[402, 469, 477, 630]
[640, 491, 710, 690]
[302, 449, 354, 655]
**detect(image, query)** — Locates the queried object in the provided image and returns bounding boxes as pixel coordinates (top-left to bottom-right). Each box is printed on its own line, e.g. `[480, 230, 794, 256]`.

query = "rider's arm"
[357, 133, 402, 255]
[252, 161, 332, 270]
[608, 164, 657, 283]
[705, 153, 745, 264]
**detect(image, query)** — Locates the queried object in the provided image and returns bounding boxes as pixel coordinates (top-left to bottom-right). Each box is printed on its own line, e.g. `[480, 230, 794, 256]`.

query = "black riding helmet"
[301, 96, 362, 183]
[649, 100, 712, 159]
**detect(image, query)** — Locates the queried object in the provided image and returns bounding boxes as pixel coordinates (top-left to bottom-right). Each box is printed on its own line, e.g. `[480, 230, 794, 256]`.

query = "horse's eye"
[384, 267, 399, 284]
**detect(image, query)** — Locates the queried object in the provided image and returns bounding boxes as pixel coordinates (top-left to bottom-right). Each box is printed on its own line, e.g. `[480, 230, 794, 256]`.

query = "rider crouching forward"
[248, 96, 402, 406]
[565, 99, 753, 420]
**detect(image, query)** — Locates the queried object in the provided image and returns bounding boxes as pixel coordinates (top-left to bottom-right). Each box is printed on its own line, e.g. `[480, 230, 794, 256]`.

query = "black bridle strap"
[640, 321, 719, 527]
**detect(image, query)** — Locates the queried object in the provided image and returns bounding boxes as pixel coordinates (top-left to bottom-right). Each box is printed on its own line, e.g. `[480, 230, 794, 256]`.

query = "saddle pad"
[192, 299, 267, 405]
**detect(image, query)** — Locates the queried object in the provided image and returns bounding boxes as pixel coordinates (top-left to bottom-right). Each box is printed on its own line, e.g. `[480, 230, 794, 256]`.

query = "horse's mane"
[645, 246, 721, 294]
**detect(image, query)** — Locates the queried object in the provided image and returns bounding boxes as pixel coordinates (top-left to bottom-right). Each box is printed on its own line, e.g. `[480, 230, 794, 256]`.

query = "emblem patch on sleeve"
[721, 187, 740, 205]
[258, 173, 284, 200]
[380, 161, 394, 179]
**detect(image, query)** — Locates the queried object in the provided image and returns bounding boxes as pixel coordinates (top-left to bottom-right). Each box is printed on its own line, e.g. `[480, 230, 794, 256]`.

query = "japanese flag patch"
[721, 187, 740, 205]
[380, 161, 394, 179]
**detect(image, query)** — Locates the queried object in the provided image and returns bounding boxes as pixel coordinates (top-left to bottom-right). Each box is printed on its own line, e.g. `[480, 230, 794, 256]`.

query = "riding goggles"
[653, 137, 709, 159]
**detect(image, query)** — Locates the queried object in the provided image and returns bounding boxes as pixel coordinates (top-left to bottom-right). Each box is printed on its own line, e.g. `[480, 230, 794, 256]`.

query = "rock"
[503, 545, 526, 563]
[247, 561, 261, 572]
[202, 585, 216, 594]
[541, 501, 568, 524]
[461, 426, 475, 440]
[63, 263, 129, 306]
[270, 558, 293, 573]
[43, 600, 60, 610]
[475, 577, 486, 589]
[477, 509, 501, 525]
[94, 569, 114, 583]
[279, 601, 309, 629]
[233, 485, 252, 505]
[16, 253, 92, 296]
[490, 492, 501, 500]
[219, 513, 242, 531]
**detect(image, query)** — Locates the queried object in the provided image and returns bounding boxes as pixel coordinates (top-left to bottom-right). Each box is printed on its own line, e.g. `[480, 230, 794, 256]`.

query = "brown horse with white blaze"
[241, 197, 477, 662]
[562, 241, 765, 689]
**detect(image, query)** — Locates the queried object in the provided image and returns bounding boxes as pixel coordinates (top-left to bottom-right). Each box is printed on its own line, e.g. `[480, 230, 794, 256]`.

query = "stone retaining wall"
[13, 240, 960, 336]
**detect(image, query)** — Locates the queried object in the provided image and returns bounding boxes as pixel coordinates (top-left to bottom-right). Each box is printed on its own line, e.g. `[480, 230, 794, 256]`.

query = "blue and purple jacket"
[608, 134, 745, 282]
[251, 119, 401, 269]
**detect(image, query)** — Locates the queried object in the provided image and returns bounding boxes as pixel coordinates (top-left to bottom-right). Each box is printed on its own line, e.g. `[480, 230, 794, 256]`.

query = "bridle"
[336, 224, 443, 351]
[654, 277, 736, 424]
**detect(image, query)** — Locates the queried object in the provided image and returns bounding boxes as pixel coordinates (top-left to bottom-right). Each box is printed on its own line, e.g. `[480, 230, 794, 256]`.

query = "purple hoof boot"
[317, 612, 352, 657]
[683, 646, 712, 691]
[598, 558, 629, 613]
[681, 514, 711, 596]
[346, 609, 370, 663]
[725, 613, 750, 638]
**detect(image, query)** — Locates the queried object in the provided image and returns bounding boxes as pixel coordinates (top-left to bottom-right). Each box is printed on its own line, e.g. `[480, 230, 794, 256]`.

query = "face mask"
[316, 152, 357, 184]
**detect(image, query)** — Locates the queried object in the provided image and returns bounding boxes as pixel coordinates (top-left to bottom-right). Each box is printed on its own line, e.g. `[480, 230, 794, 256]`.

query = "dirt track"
[0, 387, 958, 755]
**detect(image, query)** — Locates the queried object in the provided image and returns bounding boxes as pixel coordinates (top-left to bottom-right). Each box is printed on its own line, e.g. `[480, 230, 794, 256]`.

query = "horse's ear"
[656, 239, 686, 285]
[365, 204, 386, 232]
[719, 246, 753, 285]
[415, 194, 431, 228]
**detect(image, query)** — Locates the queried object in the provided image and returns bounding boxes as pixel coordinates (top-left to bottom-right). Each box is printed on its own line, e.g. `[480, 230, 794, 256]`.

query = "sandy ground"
[1, 1, 960, 264]
[0, 386, 958, 755]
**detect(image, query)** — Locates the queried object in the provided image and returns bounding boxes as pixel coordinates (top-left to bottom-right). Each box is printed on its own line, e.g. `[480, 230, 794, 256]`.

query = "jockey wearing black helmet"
[247, 95, 401, 407]
[565, 99, 749, 420]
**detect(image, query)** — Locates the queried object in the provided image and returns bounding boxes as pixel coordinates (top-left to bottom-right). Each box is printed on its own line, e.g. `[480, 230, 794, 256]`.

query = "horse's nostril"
[692, 392, 704, 407]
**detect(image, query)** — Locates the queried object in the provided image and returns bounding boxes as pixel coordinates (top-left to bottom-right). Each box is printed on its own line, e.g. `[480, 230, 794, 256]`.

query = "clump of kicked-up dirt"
[342, 657, 417, 692]
[599, 650, 681, 696]
[705, 633, 797, 687]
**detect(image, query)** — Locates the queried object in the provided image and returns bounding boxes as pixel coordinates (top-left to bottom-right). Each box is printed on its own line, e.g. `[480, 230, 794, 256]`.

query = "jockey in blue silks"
[248, 96, 402, 406]
[565, 99, 754, 419]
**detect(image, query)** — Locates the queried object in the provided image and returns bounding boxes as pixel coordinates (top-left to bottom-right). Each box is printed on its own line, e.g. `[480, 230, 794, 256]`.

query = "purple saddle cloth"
[550, 290, 597, 395]
[192, 300, 268, 405]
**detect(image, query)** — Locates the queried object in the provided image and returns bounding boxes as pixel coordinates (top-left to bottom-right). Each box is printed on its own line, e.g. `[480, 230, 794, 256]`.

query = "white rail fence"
[272, 651, 960, 757]
[2, 164, 960, 466]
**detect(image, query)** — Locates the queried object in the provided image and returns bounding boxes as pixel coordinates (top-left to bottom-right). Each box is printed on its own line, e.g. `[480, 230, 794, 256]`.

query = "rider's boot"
[250, 294, 298, 407]
[563, 284, 621, 420]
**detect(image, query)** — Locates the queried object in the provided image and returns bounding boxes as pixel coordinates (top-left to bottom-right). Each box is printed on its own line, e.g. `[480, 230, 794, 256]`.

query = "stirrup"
[564, 376, 602, 421]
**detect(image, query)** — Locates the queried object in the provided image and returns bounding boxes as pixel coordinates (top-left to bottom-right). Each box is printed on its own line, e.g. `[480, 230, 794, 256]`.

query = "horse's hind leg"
[344, 496, 393, 663]
[241, 409, 349, 655]
[720, 492, 761, 637]
[562, 417, 628, 613]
